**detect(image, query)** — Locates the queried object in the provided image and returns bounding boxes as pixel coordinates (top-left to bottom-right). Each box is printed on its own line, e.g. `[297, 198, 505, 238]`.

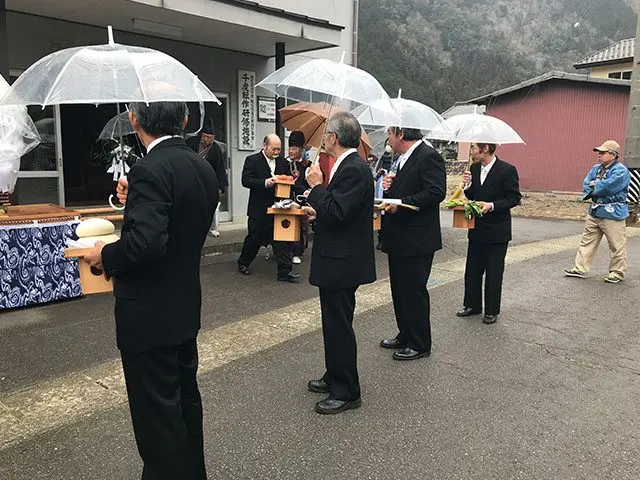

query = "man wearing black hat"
[286, 131, 311, 264]
[186, 120, 228, 236]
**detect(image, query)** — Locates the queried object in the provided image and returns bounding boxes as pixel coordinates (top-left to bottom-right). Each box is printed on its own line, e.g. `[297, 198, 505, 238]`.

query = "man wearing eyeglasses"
[564, 140, 630, 283]
[302, 112, 376, 415]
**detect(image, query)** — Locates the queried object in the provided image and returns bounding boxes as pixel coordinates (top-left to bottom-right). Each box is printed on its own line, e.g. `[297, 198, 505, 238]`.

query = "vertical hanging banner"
[238, 70, 256, 151]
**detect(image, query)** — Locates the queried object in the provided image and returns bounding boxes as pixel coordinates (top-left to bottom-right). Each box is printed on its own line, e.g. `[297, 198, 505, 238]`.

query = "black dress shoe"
[237, 264, 251, 275]
[456, 307, 481, 317]
[277, 272, 301, 283]
[483, 314, 499, 324]
[315, 396, 362, 414]
[392, 347, 431, 361]
[379, 337, 407, 349]
[308, 379, 331, 393]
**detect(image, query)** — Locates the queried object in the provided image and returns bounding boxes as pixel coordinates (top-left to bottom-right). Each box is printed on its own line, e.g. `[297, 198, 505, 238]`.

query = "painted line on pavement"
[1, 230, 637, 450]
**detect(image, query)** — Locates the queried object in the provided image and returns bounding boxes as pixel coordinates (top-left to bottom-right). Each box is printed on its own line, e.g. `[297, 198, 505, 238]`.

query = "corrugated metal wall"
[484, 80, 629, 192]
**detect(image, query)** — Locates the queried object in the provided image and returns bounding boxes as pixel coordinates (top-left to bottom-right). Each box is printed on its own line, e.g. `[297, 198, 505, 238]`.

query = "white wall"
[7, 12, 273, 219]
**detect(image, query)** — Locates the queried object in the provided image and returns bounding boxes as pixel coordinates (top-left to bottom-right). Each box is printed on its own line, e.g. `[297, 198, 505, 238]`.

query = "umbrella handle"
[108, 194, 125, 211]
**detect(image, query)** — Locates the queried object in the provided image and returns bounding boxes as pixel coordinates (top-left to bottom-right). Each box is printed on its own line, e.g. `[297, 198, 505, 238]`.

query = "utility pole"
[624, 0, 640, 224]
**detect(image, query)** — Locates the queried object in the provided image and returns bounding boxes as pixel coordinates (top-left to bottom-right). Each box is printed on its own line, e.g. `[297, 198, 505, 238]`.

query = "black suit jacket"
[307, 152, 376, 288]
[382, 141, 446, 256]
[464, 157, 522, 243]
[186, 134, 228, 191]
[241, 151, 289, 218]
[102, 138, 219, 352]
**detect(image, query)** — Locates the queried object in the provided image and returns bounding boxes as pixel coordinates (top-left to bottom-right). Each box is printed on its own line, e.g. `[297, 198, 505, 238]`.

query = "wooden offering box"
[64, 247, 114, 294]
[274, 179, 295, 199]
[452, 206, 475, 229]
[373, 206, 384, 231]
[267, 207, 307, 242]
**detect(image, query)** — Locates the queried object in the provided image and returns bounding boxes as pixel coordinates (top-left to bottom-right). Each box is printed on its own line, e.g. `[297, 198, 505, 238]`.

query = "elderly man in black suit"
[456, 142, 522, 324]
[85, 101, 219, 480]
[303, 111, 376, 414]
[186, 118, 228, 237]
[237, 134, 299, 282]
[380, 129, 446, 360]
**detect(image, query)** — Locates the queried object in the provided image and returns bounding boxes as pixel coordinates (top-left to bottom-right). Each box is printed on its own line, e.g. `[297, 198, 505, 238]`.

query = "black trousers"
[121, 338, 206, 480]
[319, 287, 360, 401]
[463, 241, 509, 316]
[388, 253, 434, 353]
[291, 218, 309, 257]
[238, 215, 293, 276]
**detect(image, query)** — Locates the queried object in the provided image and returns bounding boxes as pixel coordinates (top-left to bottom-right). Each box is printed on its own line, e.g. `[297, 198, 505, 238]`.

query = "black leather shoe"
[315, 396, 362, 414]
[456, 307, 481, 317]
[483, 314, 499, 324]
[392, 347, 431, 361]
[277, 272, 301, 283]
[238, 264, 251, 275]
[379, 337, 407, 349]
[308, 379, 330, 393]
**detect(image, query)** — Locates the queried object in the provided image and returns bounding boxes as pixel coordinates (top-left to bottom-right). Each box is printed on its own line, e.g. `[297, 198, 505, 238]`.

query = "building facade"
[1, 0, 358, 221]
[574, 38, 634, 80]
[468, 72, 630, 193]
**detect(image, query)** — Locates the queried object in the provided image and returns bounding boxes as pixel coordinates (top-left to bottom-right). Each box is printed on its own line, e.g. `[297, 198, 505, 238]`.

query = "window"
[622, 71, 632, 80]
[608, 72, 622, 79]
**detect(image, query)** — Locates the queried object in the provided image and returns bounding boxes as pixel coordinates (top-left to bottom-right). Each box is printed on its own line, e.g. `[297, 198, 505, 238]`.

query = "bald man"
[237, 134, 300, 282]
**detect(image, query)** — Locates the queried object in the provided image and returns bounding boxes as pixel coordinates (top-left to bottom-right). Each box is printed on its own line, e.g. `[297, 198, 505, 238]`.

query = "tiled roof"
[574, 38, 634, 69]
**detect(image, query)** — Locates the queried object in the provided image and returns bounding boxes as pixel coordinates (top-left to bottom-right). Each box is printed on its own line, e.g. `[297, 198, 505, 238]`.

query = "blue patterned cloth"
[0, 220, 82, 309]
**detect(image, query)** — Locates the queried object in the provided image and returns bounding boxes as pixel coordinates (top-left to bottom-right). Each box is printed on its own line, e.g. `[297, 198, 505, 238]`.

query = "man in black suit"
[237, 134, 300, 282]
[185, 118, 228, 194]
[303, 111, 376, 414]
[85, 101, 219, 480]
[456, 143, 522, 324]
[380, 130, 446, 360]
[186, 119, 228, 237]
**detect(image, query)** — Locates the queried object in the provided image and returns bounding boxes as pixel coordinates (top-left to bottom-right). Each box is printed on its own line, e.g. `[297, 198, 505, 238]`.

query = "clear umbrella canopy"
[0, 27, 220, 106]
[353, 92, 449, 136]
[429, 113, 525, 144]
[256, 56, 399, 123]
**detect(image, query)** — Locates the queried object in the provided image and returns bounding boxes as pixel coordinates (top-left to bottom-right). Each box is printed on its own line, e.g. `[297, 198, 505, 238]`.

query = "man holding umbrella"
[85, 101, 219, 480]
[456, 143, 522, 324]
[186, 118, 228, 237]
[379, 127, 446, 360]
[303, 111, 376, 414]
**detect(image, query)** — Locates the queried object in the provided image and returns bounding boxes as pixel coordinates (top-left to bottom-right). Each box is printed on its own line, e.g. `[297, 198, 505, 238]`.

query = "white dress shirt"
[329, 148, 358, 183]
[480, 156, 497, 185]
[398, 140, 422, 171]
[146, 135, 174, 153]
[263, 151, 276, 176]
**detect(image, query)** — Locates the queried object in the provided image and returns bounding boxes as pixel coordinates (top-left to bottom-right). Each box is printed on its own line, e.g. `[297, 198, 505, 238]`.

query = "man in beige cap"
[564, 140, 630, 283]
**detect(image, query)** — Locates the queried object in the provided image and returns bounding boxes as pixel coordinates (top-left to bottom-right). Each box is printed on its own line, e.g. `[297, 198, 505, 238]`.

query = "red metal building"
[467, 71, 630, 192]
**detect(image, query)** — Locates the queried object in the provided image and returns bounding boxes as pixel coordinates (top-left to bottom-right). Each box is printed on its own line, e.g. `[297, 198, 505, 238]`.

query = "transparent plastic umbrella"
[429, 113, 525, 144]
[353, 90, 449, 137]
[256, 54, 399, 124]
[0, 27, 220, 106]
[99, 111, 134, 140]
[0, 75, 41, 194]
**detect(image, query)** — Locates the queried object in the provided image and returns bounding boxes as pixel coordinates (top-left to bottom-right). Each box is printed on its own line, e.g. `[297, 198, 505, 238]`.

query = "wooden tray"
[0, 204, 80, 224]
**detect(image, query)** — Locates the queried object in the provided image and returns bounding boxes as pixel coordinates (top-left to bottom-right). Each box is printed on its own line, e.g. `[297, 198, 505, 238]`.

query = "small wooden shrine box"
[451, 206, 475, 229]
[274, 179, 295, 199]
[373, 206, 384, 231]
[64, 247, 114, 294]
[267, 207, 307, 242]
